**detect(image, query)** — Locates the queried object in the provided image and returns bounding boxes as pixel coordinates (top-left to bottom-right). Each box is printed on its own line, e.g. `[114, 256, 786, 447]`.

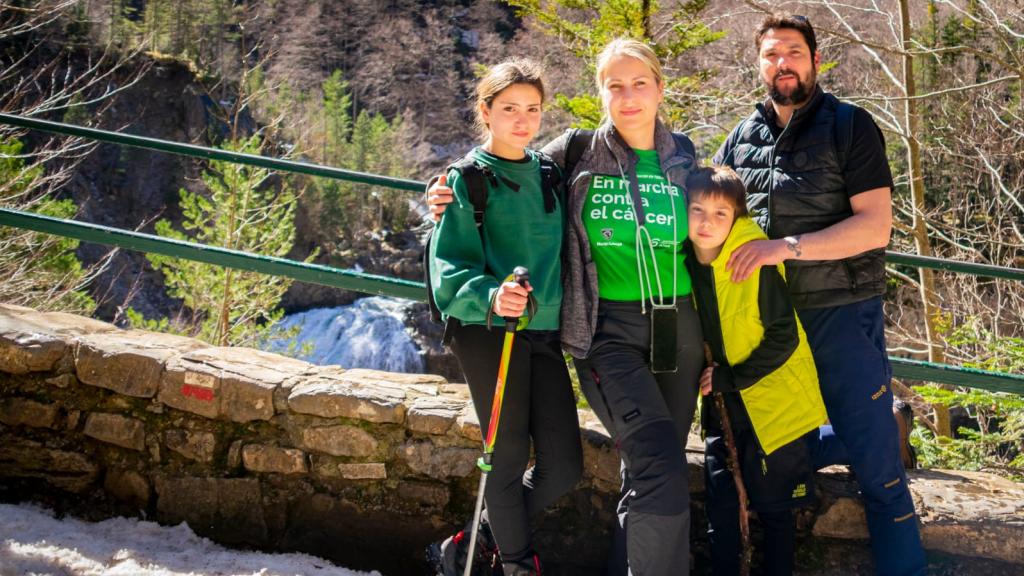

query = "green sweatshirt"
[429, 147, 563, 330]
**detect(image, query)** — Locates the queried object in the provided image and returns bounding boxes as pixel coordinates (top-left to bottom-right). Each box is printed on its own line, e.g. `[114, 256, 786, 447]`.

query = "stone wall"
[1, 303, 1022, 574]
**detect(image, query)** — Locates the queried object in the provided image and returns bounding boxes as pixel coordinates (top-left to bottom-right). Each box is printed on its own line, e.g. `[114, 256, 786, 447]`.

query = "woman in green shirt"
[427, 59, 582, 576]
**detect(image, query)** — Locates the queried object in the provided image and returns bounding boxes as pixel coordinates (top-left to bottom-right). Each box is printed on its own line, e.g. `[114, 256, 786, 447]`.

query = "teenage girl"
[427, 58, 582, 576]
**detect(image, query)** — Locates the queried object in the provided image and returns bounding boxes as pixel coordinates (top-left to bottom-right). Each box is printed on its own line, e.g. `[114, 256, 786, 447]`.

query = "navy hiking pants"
[798, 297, 926, 576]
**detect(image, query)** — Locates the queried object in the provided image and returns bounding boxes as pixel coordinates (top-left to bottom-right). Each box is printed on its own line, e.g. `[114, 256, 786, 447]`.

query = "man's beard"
[768, 69, 815, 106]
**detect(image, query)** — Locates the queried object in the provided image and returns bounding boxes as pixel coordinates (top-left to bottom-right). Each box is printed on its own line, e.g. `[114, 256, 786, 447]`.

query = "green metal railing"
[2, 113, 1022, 394]
[0, 113, 425, 192]
[0, 208, 424, 301]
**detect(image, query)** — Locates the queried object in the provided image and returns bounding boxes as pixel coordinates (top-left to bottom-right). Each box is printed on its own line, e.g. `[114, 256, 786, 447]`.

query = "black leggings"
[450, 323, 583, 562]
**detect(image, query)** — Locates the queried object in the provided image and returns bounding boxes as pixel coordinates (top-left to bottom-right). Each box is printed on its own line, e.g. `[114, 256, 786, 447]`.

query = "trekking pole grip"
[504, 266, 530, 331]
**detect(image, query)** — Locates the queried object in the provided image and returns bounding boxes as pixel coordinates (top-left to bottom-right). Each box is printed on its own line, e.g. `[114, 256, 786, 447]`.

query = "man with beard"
[713, 14, 927, 576]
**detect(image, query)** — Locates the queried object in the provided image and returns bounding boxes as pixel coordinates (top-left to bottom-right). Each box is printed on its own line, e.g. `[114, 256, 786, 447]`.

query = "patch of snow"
[0, 502, 379, 576]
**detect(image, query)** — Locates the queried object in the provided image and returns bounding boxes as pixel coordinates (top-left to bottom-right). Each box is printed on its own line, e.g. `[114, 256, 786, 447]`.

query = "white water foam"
[264, 297, 424, 373]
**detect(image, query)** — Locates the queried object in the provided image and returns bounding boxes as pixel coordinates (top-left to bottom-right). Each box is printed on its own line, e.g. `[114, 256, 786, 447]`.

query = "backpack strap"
[448, 157, 490, 229]
[563, 128, 593, 182]
[536, 153, 563, 214]
[670, 132, 696, 161]
[834, 101, 855, 170]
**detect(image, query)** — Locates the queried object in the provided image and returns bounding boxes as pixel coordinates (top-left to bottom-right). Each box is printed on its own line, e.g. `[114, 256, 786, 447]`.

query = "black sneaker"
[894, 397, 917, 470]
[500, 552, 542, 576]
[425, 520, 499, 576]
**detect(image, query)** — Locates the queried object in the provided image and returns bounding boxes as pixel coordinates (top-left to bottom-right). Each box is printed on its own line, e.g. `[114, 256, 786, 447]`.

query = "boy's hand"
[426, 174, 453, 222]
[700, 366, 715, 396]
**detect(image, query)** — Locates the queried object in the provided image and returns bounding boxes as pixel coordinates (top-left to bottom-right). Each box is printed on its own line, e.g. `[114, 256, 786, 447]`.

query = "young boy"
[684, 166, 828, 576]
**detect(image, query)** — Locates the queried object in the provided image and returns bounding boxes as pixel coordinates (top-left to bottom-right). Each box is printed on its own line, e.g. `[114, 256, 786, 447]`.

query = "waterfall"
[263, 297, 424, 373]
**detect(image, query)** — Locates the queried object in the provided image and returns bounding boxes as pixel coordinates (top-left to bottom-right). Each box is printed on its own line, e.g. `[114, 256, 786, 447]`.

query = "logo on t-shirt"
[601, 228, 614, 240]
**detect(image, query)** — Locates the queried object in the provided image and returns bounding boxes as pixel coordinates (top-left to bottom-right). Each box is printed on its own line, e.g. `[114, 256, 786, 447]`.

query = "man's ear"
[814, 51, 822, 72]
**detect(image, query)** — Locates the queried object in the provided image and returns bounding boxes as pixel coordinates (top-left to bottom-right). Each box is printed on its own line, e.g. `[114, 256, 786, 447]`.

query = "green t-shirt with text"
[583, 148, 691, 301]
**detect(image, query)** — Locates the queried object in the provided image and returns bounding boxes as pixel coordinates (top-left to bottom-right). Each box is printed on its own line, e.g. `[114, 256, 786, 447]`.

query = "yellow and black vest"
[697, 217, 828, 454]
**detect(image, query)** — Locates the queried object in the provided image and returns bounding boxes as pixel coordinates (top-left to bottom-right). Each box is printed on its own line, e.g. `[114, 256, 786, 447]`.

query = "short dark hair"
[686, 166, 749, 218]
[755, 13, 817, 55]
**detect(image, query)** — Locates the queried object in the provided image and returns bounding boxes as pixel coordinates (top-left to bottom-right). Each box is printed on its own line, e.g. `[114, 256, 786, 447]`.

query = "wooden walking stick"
[703, 343, 752, 576]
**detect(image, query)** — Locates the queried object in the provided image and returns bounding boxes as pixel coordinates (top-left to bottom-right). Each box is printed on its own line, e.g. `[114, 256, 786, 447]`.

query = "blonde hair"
[594, 38, 664, 90]
[474, 58, 546, 138]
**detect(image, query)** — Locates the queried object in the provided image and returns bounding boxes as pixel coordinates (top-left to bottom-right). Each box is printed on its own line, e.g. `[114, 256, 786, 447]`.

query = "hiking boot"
[894, 397, 917, 470]
[425, 519, 499, 576]
[500, 552, 542, 575]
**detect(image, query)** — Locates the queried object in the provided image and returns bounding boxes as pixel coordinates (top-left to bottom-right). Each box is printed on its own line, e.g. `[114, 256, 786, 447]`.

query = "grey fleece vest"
[728, 89, 886, 309]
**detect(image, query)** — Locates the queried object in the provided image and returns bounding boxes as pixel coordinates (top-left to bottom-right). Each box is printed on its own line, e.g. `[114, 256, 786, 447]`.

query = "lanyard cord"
[616, 159, 679, 314]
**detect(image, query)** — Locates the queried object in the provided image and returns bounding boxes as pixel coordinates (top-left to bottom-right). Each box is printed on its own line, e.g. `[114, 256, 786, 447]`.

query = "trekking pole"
[464, 266, 531, 576]
[703, 343, 752, 576]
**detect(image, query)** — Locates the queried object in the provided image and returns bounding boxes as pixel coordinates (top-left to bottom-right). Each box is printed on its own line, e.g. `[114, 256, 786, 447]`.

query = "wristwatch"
[783, 235, 803, 258]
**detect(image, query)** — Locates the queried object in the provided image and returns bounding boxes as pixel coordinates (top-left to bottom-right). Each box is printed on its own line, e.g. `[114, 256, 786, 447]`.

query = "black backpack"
[423, 153, 562, 343]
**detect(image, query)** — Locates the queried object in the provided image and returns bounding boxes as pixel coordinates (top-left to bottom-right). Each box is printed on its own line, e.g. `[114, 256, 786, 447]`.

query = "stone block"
[29, 310, 118, 335]
[242, 444, 308, 475]
[0, 439, 99, 492]
[311, 457, 387, 480]
[580, 427, 620, 491]
[164, 428, 217, 462]
[407, 395, 464, 435]
[299, 424, 378, 458]
[104, 468, 151, 508]
[913, 469, 1024, 564]
[227, 440, 243, 470]
[344, 368, 446, 386]
[76, 331, 206, 398]
[0, 313, 70, 374]
[288, 368, 407, 424]
[338, 462, 387, 480]
[154, 476, 267, 545]
[397, 480, 450, 509]
[399, 441, 477, 480]
[0, 397, 59, 428]
[439, 383, 471, 399]
[160, 347, 308, 422]
[455, 404, 482, 443]
[159, 356, 222, 419]
[83, 412, 146, 451]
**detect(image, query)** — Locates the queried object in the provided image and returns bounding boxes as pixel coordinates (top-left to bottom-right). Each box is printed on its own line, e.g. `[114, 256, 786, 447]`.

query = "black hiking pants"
[574, 299, 703, 576]
[450, 323, 583, 563]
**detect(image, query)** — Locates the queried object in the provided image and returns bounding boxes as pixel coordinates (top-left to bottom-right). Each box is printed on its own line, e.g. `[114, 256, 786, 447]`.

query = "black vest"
[729, 88, 886, 309]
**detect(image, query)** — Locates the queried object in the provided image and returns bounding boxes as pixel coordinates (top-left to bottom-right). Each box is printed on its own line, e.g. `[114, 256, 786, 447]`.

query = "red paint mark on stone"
[181, 384, 215, 402]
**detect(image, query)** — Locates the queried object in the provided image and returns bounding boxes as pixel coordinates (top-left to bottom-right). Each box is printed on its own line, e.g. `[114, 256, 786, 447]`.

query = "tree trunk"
[900, 0, 951, 436]
[641, 0, 652, 40]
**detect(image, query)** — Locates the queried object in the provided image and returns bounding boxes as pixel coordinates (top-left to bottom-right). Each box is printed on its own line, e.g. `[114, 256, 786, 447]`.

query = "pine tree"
[505, 0, 722, 129]
[129, 135, 306, 347]
[304, 70, 410, 261]
[0, 138, 95, 314]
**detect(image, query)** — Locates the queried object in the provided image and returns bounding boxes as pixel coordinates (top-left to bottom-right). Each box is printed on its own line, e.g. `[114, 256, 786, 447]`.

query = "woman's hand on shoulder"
[427, 174, 454, 222]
